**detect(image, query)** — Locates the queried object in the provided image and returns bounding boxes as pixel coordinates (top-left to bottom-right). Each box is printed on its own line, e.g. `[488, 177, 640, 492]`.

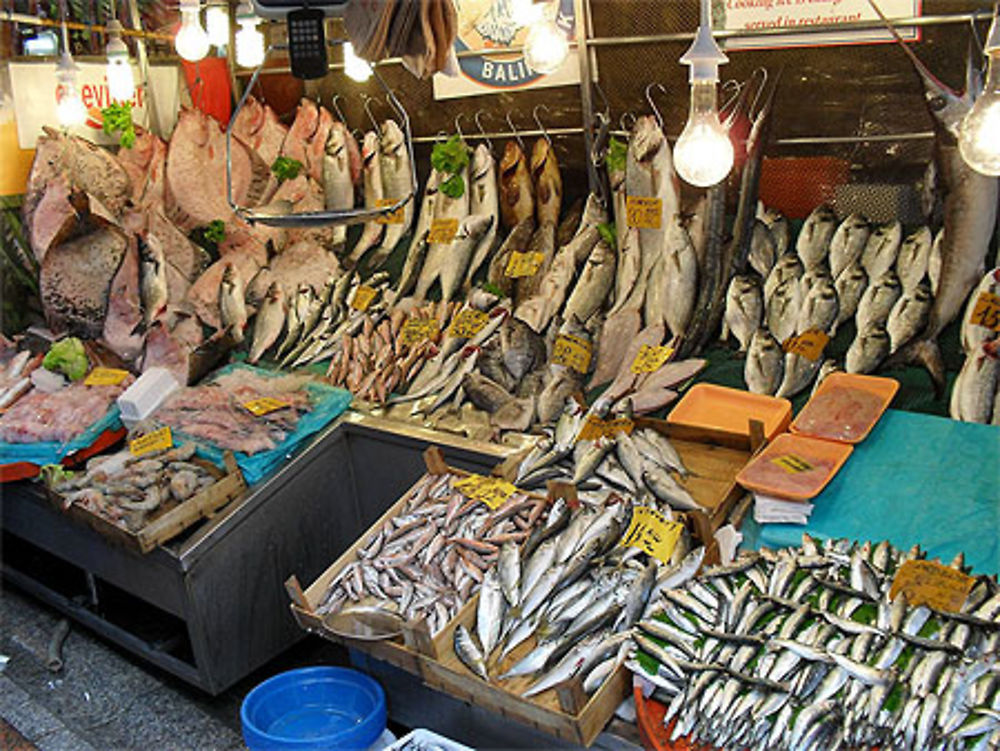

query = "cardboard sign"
[630, 345, 674, 374]
[626, 197, 663, 230]
[428, 218, 459, 244]
[454, 473, 518, 510]
[552, 334, 592, 374]
[772, 454, 814, 474]
[969, 291, 1000, 332]
[575, 414, 634, 442]
[350, 285, 378, 312]
[620, 506, 684, 564]
[84, 367, 129, 386]
[890, 560, 975, 613]
[400, 318, 439, 346]
[243, 397, 291, 416]
[375, 197, 405, 225]
[447, 308, 490, 338]
[505, 251, 545, 278]
[129, 426, 172, 457]
[783, 330, 830, 361]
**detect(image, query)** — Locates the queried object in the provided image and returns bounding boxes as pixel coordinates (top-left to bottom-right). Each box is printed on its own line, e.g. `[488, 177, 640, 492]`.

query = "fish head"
[361, 131, 380, 165]
[221, 262, 237, 284]
[471, 143, 494, 180]
[875, 269, 901, 293]
[750, 327, 779, 353]
[530, 137, 552, 176]
[461, 214, 494, 240]
[379, 119, 404, 154]
[582, 192, 609, 225]
[326, 122, 346, 156]
[629, 116, 664, 163]
[266, 281, 283, 301]
[500, 141, 525, 174]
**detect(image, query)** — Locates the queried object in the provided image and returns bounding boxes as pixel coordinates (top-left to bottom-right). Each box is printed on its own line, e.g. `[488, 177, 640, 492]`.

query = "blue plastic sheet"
[742, 410, 1000, 574]
[0, 406, 124, 467]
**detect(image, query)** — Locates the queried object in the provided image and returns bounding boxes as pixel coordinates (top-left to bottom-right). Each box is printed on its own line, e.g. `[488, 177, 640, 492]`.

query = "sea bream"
[846, 320, 890, 374]
[745, 328, 784, 395]
[896, 225, 933, 293]
[748, 218, 777, 278]
[856, 269, 902, 329]
[833, 262, 868, 336]
[248, 282, 285, 364]
[721, 274, 763, 352]
[860, 220, 903, 282]
[344, 131, 386, 268]
[887, 280, 933, 354]
[219, 262, 249, 342]
[828, 213, 870, 279]
[500, 140, 534, 230]
[796, 204, 838, 270]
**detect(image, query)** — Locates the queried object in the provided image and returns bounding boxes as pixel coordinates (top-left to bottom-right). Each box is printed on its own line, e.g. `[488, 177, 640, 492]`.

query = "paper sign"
[375, 198, 405, 225]
[626, 197, 663, 230]
[969, 291, 1000, 332]
[575, 414, 635, 442]
[552, 334, 592, 374]
[783, 330, 830, 361]
[400, 317, 439, 346]
[890, 560, 975, 613]
[630, 345, 674, 374]
[505, 251, 545, 278]
[772, 454, 814, 474]
[84, 367, 129, 386]
[621, 506, 684, 564]
[428, 218, 459, 244]
[243, 397, 291, 416]
[447, 308, 490, 338]
[129, 426, 172, 457]
[454, 473, 518, 510]
[350, 285, 378, 312]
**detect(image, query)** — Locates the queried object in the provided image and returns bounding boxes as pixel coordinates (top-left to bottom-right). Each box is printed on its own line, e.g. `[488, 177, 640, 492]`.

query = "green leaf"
[204, 220, 226, 245]
[101, 102, 136, 150]
[597, 222, 617, 251]
[39, 464, 76, 488]
[271, 156, 303, 183]
[431, 135, 470, 176]
[479, 281, 507, 298]
[440, 174, 465, 199]
[188, 220, 227, 258]
[606, 136, 627, 174]
[43, 337, 88, 381]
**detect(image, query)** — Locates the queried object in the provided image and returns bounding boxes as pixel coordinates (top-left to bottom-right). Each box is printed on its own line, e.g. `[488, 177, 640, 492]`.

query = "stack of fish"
[950, 267, 1000, 424]
[632, 534, 1000, 750]
[49, 443, 218, 531]
[0, 342, 42, 411]
[316, 471, 550, 636]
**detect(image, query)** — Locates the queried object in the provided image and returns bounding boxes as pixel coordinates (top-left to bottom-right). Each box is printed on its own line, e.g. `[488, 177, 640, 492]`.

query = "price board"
[782, 329, 830, 361]
[453, 473, 519, 510]
[129, 426, 172, 457]
[375, 197, 405, 225]
[447, 308, 490, 338]
[575, 414, 635, 442]
[630, 345, 674, 374]
[428, 218, 459, 244]
[400, 317, 440, 347]
[969, 291, 1000, 332]
[890, 560, 975, 613]
[84, 367, 130, 386]
[350, 285, 378, 312]
[626, 196, 663, 230]
[243, 397, 292, 416]
[620, 506, 684, 564]
[505, 251, 545, 278]
[552, 334, 592, 374]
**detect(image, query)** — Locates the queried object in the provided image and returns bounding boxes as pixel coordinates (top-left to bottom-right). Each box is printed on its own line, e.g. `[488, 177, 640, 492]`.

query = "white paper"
[754, 492, 814, 525]
[714, 524, 744, 564]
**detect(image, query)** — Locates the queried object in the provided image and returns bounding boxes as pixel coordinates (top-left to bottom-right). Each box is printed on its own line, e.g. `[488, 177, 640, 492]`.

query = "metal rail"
[0, 9, 173, 41]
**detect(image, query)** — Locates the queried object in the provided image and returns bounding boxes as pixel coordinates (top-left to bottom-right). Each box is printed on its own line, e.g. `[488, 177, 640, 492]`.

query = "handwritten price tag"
[630, 345, 674, 374]
[890, 560, 974, 613]
[243, 397, 291, 416]
[447, 308, 490, 338]
[505, 251, 545, 278]
[129, 426, 172, 457]
[375, 197, 405, 225]
[552, 334, 592, 374]
[620, 506, 684, 564]
[350, 284, 378, 312]
[454, 473, 519, 511]
[782, 329, 830, 361]
[626, 196, 663, 230]
[84, 367, 129, 386]
[428, 218, 459, 244]
[969, 291, 1000, 332]
[575, 414, 635, 442]
[772, 454, 814, 474]
[400, 317, 439, 346]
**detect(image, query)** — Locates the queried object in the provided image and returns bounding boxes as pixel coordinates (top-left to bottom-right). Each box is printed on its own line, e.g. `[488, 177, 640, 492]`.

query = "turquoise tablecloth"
[742, 410, 1000, 574]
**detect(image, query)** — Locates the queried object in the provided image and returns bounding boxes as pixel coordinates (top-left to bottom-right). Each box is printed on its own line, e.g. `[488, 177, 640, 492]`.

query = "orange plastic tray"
[666, 384, 792, 442]
[790, 372, 898, 444]
[736, 433, 853, 501]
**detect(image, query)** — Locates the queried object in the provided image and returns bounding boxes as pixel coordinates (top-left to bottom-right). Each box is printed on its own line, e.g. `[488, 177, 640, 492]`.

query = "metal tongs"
[225, 39, 417, 229]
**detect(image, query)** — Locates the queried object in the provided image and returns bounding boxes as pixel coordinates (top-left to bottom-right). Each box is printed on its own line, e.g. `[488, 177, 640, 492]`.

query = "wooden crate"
[51, 453, 247, 554]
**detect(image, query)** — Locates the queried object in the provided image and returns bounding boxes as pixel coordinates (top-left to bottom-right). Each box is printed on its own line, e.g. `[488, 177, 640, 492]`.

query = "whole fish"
[477, 567, 505, 659]
[928, 228, 944, 297]
[896, 225, 933, 293]
[487, 217, 535, 299]
[721, 274, 763, 352]
[247, 282, 285, 364]
[643, 466, 700, 511]
[500, 315, 546, 381]
[439, 214, 494, 302]
[392, 170, 440, 301]
[796, 205, 838, 270]
[663, 226, 700, 342]
[499, 140, 534, 230]
[887, 280, 933, 353]
[745, 328, 784, 395]
[219, 262, 248, 342]
[464, 144, 500, 289]
[760, 206, 790, 257]
[611, 226, 642, 316]
[846, 321, 890, 374]
[856, 269, 902, 329]
[828, 213, 870, 280]
[454, 624, 488, 681]
[960, 268, 1000, 353]
[795, 277, 839, 335]
[764, 253, 804, 308]
[766, 278, 802, 346]
[776, 352, 823, 398]
[366, 119, 414, 269]
[950, 343, 999, 423]
[514, 222, 556, 307]
[860, 221, 902, 282]
[832, 262, 869, 336]
[531, 137, 562, 226]
[345, 131, 386, 268]
[415, 160, 471, 300]
[564, 239, 616, 325]
[322, 122, 355, 250]
[797, 267, 833, 304]
[137, 235, 168, 332]
[749, 218, 777, 279]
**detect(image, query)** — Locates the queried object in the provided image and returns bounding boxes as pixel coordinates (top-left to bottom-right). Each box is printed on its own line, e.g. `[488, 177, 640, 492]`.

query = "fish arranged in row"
[950, 268, 1000, 424]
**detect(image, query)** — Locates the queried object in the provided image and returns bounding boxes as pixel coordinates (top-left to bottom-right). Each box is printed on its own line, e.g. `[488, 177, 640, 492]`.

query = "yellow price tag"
[400, 317, 439, 347]
[243, 397, 291, 416]
[504, 251, 545, 278]
[351, 284, 379, 312]
[630, 345, 674, 374]
[447, 308, 490, 338]
[454, 473, 518, 511]
[552, 334, 592, 374]
[620, 506, 684, 564]
[772, 454, 814, 474]
[84, 367, 130, 386]
[782, 329, 830, 361]
[626, 196, 663, 230]
[575, 414, 635, 442]
[428, 218, 459, 244]
[129, 426, 172, 457]
[969, 291, 1000, 332]
[375, 197, 405, 225]
[890, 560, 975, 613]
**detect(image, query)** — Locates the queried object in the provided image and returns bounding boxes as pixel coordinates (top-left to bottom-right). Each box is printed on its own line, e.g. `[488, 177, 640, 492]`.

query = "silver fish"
[766, 278, 802, 346]
[392, 170, 440, 300]
[950, 344, 999, 423]
[828, 213, 870, 280]
[439, 214, 494, 302]
[760, 207, 790, 257]
[795, 277, 839, 335]
[776, 352, 823, 398]
[498, 542, 521, 608]
[219, 262, 248, 342]
[832, 262, 869, 336]
[464, 143, 500, 289]
[520, 538, 558, 602]
[137, 235, 168, 332]
[745, 328, 784, 395]
[275, 284, 310, 358]
[846, 321, 890, 374]
[477, 567, 505, 659]
[345, 130, 386, 267]
[611, 226, 642, 316]
[722, 274, 764, 352]
[322, 122, 354, 250]
[565, 239, 617, 325]
[749, 218, 777, 279]
[364, 120, 414, 270]
[454, 624, 488, 681]
[810, 359, 841, 398]
[247, 282, 285, 364]
[856, 269, 902, 329]
[643, 466, 700, 511]
[860, 221, 902, 283]
[796, 204, 838, 270]
[887, 280, 933, 354]
[764, 253, 804, 308]
[896, 225, 933, 294]
[928, 227, 944, 297]
[639, 428, 690, 477]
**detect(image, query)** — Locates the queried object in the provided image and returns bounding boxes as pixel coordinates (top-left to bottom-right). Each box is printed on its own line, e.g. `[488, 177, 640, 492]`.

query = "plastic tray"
[736, 433, 853, 501]
[790, 372, 899, 444]
[666, 383, 792, 443]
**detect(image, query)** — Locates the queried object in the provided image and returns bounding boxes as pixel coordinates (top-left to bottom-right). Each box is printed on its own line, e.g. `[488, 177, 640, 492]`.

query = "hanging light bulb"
[55, 50, 87, 127]
[105, 19, 135, 102]
[175, 0, 210, 62]
[234, 2, 264, 67]
[206, 1, 229, 48]
[343, 42, 372, 83]
[523, 16, 569, 74]
[673, 0, 734, 188]
[960, 7, 1000, 176]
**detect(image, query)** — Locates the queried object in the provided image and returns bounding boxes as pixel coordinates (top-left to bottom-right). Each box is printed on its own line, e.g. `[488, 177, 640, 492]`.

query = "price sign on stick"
[454, 474, 518, 510]
[620, 506, 684, 564]
[890, 560, 974, 613]
[626, 197, 663, 229]
[552, 334, 592, 374]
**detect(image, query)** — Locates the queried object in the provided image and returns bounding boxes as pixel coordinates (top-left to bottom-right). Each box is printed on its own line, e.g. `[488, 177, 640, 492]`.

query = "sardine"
[248, 282, 285, 363]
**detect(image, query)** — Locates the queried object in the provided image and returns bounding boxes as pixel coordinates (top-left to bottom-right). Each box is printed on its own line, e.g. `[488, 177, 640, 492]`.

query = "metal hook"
[361, 93, 379, 130]
[455, 112, 465, 140]
[384, 90, 406, 124]
[331, 93, 348, 125]
[620, 112, 636, 132]
[720, 79, 743, 116]
[505, 110, 525, 151]
[434, 130, 449, 144]
[645, 83, 666, 128]
[532, 104, 552, 146]
[747, 67, 770, 120]
[474, 110, 492, 152]
[593, 81, 611, 121]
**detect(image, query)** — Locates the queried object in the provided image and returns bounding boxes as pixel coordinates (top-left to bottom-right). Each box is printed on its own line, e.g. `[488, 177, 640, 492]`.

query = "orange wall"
[0, 117, 35, 197]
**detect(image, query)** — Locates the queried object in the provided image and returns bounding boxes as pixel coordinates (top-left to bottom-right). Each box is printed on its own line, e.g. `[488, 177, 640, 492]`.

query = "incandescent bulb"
[960, 11, 1000, 178]
[674, 81, 734, 187]
[344, 42, 372, 82]
[205, 2, 229, 47]
[55, 51, 86, 127]
[175, 0, 210, 62]
[234, 3, 264, 68]
[105, 20, 135, 102]
[524, 19, 568, 75]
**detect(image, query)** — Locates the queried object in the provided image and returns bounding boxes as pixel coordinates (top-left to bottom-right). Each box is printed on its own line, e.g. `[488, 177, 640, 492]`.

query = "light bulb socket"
[679, 11, 728, 83]
[986, 5, 1000, 54]
[236, 1, 255, 22]
[106, 21, 129, 59]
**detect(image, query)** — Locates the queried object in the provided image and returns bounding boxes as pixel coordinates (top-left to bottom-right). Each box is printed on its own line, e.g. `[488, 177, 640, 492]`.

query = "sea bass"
[464, 143, 500, 289]
[344, 131, 385, 268]
[366, 119, 414, 269]
[248, 282, 285, 364]
[322, 122, 355, 251]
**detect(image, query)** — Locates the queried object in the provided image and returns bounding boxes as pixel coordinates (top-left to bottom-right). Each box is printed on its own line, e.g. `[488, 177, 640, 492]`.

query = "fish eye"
[928, 95, 947, 111]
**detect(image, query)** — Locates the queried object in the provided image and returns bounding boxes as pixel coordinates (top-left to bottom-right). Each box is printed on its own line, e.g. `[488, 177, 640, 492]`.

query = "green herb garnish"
[271, 156, 303, 183]
[101, 102, 136, 149]
[597, 222, 617, 251]
[43, 336, 88, 381]
[39, 464, 76, 489]
[431, 135, 470, 199]
[189, 219, 226, 258]
[606, 136, 627, 174]
[479, 281, 506, 299]
[440, 173, 465, 199]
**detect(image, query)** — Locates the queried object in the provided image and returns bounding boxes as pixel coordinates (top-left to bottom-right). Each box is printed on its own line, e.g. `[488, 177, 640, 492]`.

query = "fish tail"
[907, 337, 946, 397]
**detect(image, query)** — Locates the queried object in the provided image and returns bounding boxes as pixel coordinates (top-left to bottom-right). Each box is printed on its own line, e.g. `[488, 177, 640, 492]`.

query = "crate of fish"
[45, 443, 247, 553]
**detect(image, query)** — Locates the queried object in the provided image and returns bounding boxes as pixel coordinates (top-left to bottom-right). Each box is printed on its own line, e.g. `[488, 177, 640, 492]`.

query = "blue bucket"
[241, 667, 387, 751]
